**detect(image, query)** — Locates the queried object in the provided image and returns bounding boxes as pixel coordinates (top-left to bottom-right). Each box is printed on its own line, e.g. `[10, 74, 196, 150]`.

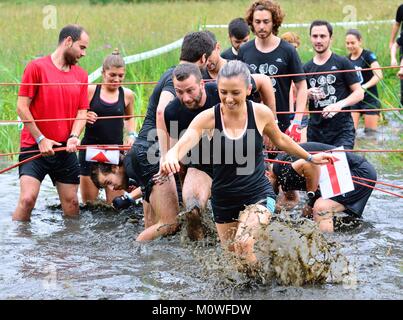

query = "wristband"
[306, 154, 313, 162]
[69, 134, 79, 139]
[292, 119, 302, 125]
[35, 134, 45, 144]
[266, 196, 276, 213]
[124, 191, 134, 202]
[128, 132, 138, 138]
[307, 191, 315, 199]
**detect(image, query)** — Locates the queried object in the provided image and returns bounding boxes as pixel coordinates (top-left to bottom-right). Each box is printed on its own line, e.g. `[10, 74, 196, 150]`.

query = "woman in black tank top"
[159, 61, 332, 266]
[79, 50, 136, 205]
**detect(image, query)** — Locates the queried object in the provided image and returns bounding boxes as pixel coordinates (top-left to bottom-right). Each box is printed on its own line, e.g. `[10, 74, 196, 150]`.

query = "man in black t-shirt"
[239, 0, 307, 139]
[389, 4, 403, 105]
[221, 17, 250, 61]
[202, 30, 276, 116]
[163, 64, 220, 240]
[304, 20, 364, 149]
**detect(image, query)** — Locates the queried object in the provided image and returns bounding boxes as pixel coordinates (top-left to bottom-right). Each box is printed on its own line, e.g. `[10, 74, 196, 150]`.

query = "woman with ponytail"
[79, 49, 136, 204]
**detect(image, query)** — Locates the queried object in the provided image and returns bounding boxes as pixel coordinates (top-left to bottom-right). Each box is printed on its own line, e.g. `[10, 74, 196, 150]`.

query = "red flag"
[326, 156, 340, 195]
[91, 152, 110, 163]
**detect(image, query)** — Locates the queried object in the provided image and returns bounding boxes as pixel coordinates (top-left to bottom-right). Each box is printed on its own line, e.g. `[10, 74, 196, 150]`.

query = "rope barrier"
[351, 179, 403, 199]
[1, 65, 402, 87]
[1, 146, 401, 158]
[352, 175, 403, 190]
[0, 145, 131, 175]
[0, 144, 131, 158]
[0, 114, 144, 124]
[264, 149, 403, 154]
[1, 146, 401, 198]
[0, 108, 400, 125]
[264, 158, 403, 198]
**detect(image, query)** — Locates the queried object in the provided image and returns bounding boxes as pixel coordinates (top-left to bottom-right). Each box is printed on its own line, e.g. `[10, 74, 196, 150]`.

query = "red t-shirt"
[18, 55, 89, 147]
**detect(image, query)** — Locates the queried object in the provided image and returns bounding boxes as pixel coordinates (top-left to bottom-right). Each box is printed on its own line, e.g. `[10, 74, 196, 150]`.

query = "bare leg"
[143, 200, 157, 228]
[12, 176, 41, 221]
[56, 182, 80, 217]
[80, 176, 99, 203]
[312, 198, 345, 233]
[136, 176, 179, 241]
[216, 221, 238, 252]
[182, 168, 212, 240]
[351, 112, 361, 130]
[364, 114, 379, 131]
[234, 205, 271, 265]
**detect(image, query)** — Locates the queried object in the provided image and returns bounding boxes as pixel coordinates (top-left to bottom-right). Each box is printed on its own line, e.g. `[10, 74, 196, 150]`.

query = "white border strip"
[88, 38, 183, 83]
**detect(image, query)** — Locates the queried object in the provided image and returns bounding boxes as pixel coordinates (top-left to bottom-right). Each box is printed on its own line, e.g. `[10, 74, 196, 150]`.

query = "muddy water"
[0, 128, 401, 300]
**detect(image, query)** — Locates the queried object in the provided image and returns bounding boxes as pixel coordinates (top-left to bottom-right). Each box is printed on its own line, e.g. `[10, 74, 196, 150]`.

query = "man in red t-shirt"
[13, 24, 90, 221]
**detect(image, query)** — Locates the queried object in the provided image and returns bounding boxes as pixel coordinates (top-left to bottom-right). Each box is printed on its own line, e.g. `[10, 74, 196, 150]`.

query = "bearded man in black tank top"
[164, 64, 220, 240]
[91, 32, 215, 241]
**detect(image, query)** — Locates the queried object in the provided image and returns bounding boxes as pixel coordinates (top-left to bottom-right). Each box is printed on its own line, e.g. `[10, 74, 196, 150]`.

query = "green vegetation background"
[0, 0, 401, 169]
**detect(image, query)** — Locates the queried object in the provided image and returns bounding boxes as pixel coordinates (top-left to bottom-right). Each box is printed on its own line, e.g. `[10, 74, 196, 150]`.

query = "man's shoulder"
[25, 55, 49, 69]
[322, 53, 351, 70]
[71, 64, 88, 78]
[161, 66, 175, 80]
[238, 39, 255, 53]
[278, 39, 296, 53]
[221, 47, 235, 59]
[303, 58, 315, 70]
[165, 98, 181, 116]
[205, 81, 218, 92]
[159, 66, 176, 88]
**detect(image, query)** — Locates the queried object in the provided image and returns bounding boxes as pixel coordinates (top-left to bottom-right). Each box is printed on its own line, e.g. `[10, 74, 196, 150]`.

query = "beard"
[183, 90, 203, 109]
[64, 48, 78, 66]
[314, 44, 330, 54]
[256, 29, 271, 39]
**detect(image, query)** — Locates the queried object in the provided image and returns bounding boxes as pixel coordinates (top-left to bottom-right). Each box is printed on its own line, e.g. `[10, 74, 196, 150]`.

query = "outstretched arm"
[257, 104, 332, 164]
[160, 109, 215, 175]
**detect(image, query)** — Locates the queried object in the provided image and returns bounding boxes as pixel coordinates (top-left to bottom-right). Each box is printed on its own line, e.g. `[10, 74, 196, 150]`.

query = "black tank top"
[82, 85, 125, 145]
[212, 100, 272, 198]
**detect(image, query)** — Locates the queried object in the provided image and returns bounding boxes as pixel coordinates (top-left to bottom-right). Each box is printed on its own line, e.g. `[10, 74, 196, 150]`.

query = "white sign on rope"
[319, 147, 355, 199]
[88, 38, 184, 83]
[85, 147, 120, 165]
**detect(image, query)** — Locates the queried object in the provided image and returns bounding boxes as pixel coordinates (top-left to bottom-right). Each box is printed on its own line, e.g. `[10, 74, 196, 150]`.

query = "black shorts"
[212, 191, 276, 224]
[331, 160, 376, 217]
[130, 139, 159, 202]
[19, 146, 80, 185]
[187, 163, 214, 179]
[78, 149, 91, 176]
[351, 100, 380, 115]
[307, 126, 356, 150]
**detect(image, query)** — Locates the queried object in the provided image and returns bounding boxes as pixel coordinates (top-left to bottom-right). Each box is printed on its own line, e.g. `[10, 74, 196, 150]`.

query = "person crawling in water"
[267, 142, 377, 232]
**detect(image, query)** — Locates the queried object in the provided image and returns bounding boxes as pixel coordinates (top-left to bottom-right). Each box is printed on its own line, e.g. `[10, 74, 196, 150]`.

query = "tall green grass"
[0, 0, 402, 156]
